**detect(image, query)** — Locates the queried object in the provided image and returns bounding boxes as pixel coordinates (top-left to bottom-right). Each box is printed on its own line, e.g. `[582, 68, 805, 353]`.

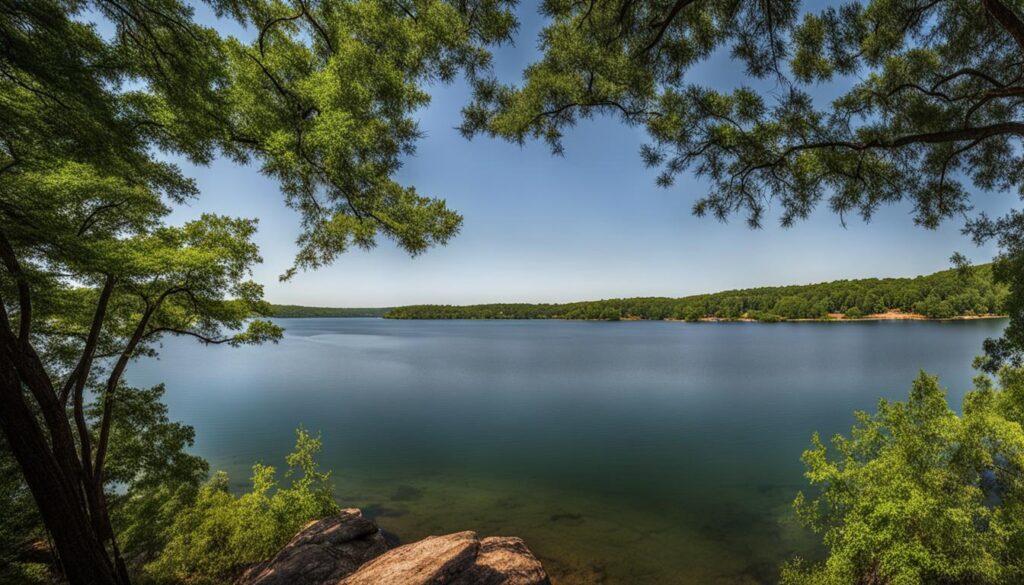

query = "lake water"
[127, 318, 1006, 584]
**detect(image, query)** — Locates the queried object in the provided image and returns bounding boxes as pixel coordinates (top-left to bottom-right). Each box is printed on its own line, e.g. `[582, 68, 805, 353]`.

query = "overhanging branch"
[983, 0, 1024, 56]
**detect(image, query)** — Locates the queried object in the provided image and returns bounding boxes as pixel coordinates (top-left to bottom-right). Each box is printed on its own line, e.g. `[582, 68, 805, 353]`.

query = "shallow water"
[127, 318, 1006, 584]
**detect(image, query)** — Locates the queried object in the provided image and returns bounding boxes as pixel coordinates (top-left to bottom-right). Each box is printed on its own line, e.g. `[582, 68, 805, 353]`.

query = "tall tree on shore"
[0, 0, 516, 583]
[461, 0, 1024, 370]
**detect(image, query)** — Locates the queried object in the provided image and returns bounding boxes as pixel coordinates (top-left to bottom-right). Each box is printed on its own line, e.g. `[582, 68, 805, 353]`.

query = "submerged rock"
[338, 530, 550, 585]
[236, 508, 387, 585]
[238, 508, 550, 585]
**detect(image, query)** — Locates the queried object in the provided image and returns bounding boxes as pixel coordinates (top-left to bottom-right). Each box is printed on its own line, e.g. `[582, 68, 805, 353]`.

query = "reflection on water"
[127, 318, 1005, 584]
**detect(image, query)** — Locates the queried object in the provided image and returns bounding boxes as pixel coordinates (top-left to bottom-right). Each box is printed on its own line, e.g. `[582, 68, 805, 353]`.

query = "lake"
[126, 318, 1006, 584]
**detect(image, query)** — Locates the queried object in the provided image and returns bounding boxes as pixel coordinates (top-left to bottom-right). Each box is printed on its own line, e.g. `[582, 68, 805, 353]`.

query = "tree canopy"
[460, 0, 1024, 370]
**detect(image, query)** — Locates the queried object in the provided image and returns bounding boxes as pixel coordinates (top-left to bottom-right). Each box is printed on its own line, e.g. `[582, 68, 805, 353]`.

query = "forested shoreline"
[380, 265, 1008, 321]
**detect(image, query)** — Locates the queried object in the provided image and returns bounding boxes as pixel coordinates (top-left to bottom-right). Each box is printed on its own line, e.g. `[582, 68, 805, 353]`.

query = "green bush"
[783, 370, 1024, 585]
[748, 310, 784, 322]
[145, 429, 339, 585]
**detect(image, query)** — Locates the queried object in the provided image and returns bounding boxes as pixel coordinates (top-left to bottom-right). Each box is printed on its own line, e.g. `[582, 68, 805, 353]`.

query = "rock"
[238, 508, 550, 585]
[337, 531, 479, 585]
[236, 508, 387, 585]
[338, 530, 550, 585]
[450, 537, 551, 585]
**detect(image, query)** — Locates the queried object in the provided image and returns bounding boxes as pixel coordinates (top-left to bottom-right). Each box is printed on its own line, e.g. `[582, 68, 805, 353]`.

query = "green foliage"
[4, 0, 519, 276]
[972, 212, 1024, 373]
[747, 310, 783, 323]
[784, 370, 1024, 585]
[1, 388, 337, 585]
[461, 0, 1024, 367]
[842, 306, 864, 320]
[145, 429, 339, 585]
[0, 384, 207, 581]
[385, 264, 1007, 321]
[87, 385, 209, 563]
[210, 0, 518, 273]
[0, 563, 49, 585]
[269, 305, 391, 318]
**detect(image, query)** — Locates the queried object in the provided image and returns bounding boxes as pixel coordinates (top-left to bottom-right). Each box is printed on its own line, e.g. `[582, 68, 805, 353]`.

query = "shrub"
[145, 429, 339, 585]
[783, 370, 1024, 585]
[843, 306, 864, 319]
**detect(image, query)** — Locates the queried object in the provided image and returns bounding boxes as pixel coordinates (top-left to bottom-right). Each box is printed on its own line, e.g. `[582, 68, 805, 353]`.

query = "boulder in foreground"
[236, 508, 387, 585]
[237, 509, 550, 585]
[338, 530, 550, 585]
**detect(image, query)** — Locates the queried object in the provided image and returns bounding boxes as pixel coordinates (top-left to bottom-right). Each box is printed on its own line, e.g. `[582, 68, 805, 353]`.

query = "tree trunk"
[0, 371, 120, 585]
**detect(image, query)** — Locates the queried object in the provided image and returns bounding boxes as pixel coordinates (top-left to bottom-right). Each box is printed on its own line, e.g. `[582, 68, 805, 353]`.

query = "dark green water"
[127, 318, 1006, 584]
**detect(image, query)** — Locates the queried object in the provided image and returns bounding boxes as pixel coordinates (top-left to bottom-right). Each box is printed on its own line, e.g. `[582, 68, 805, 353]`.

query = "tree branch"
[780, 121, 1024, 157]
[983, 0, 1024, 56]
[143, 327, 232, 344]
[297, 0, 335, 54]
[66, 275, 115, 497]
[0, 230, 32, 345]
[59, 275, 115, 405]
[258, 12, 302, 57]
[77, 201, 126, 237]
[92, 285, 182, 482]
[636, 0, 699, 57]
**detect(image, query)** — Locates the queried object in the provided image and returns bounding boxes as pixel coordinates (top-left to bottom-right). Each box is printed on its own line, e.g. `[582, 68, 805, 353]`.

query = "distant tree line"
[384, 265, 1008, 322]
[269, 305, 392, 318]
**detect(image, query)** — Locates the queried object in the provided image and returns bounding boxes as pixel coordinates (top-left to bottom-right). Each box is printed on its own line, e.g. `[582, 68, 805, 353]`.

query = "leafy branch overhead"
[212, 0, 518, 275]
[460, 0, 1024, 370]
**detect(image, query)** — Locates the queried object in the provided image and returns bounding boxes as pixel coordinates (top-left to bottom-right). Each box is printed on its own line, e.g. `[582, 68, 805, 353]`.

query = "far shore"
[351, 313, 1009, 322]
[661, 312, 1008, 323]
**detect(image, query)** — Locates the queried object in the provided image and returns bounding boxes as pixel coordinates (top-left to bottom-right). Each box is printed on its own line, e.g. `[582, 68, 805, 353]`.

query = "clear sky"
[162, 1, 1018, 307]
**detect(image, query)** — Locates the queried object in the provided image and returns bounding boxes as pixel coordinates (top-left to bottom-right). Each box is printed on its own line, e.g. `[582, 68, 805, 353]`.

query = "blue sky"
[161, 1, 1018, 307]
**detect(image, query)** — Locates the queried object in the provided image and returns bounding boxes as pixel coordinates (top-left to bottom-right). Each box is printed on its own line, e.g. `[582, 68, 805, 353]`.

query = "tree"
[782, 370, 1024, 585]
[775, 295, 808, 319]
[460, 0, 1024, 370]
[0, 172, 280, 584]
[0, 1, 517, 583]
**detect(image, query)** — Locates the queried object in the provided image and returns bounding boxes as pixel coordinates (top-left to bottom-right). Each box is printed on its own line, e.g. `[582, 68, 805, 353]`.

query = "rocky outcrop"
[237, 509, 550, 585]
[236, 508, 387, 585]
[339, 531, 550, 585]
